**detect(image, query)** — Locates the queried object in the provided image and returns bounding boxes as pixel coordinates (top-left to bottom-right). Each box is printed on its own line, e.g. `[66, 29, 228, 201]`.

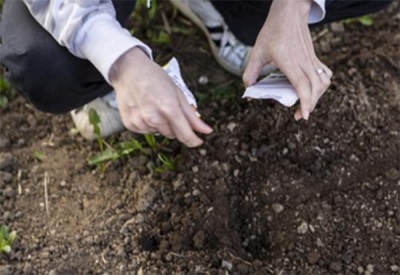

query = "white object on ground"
[242, 73, 299, 107]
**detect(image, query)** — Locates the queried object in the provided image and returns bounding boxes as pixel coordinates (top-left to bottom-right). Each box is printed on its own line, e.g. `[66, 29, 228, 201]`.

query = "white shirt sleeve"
[309, 0, 327, 24]
[22, 0, 152, 83]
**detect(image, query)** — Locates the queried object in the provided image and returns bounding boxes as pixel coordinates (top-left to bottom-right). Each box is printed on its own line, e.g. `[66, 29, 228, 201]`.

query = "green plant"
[344, 15, 374, 26]
[87, 109, 176, 174]
[0, 225, 16, 254]
[33, 151, 45, 161]
[0, 77, 15, 108]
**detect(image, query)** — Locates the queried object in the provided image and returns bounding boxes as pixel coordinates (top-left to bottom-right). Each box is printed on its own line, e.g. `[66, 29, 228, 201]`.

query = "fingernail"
[303, 110, 310, 120]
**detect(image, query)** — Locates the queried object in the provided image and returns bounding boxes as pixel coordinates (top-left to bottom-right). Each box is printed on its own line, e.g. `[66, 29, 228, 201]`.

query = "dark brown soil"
[1, 3, 399, 275]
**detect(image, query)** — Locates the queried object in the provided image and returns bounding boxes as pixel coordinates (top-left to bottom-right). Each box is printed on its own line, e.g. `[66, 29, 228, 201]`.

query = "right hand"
[109, 47, 213, 147]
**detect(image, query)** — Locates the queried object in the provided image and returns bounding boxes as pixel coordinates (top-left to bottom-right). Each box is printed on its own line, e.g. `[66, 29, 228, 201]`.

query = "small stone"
[23, 263, 34, 274]
[3, 211, 11, 221]
[307, 251, 320, 264]
[282, 148, 289, 155]
[199, 149, 207, 156]
[233, 169, 239, 177]
[4, 187, 16, 199]
[227, 122, 236, 132]
[330, 22, 345, 33]
[49, 269, 58, 275]
[0, 153, 13, 170]
[221, 260, 233, 271]
[192, 166, 199, 173]
[297, 221, 309, 234]
[192, 189, 201, 196]
[135, 214, 145, 224]
[198, 76, 209, 85]
[390, 265, 399, 272]
[329, 262, 342, 273]
[60, 180, 66, 187]
[367, 264, 374, 273]
[357, 266, 364, 274]
[0, 171, 12, 183]
[272, 203, 284, 214]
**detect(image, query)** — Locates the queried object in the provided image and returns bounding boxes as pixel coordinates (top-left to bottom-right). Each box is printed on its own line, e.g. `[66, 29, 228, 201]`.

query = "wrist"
[109, 47, 151, 85]
[272, 0, 312, 19]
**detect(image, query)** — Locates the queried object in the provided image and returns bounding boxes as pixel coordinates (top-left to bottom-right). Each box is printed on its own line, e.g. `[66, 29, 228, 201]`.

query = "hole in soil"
[139, 234, 159, 252]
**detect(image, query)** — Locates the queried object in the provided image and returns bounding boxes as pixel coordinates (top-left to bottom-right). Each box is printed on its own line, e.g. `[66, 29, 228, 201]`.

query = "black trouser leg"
[0, 0, 136, 114]
[210, 0, 393, 46]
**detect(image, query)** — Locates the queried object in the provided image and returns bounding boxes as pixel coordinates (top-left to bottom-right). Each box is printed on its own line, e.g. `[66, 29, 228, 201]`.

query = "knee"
[1, 45, 75, 114]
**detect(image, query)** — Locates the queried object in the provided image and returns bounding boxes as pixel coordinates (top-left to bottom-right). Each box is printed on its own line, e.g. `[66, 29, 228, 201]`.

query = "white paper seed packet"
[242, 73, 299, 107]
[163, 57, 197, 109]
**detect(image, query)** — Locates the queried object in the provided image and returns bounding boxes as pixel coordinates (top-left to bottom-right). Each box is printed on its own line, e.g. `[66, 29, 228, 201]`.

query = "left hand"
[243, 0, 333, 120]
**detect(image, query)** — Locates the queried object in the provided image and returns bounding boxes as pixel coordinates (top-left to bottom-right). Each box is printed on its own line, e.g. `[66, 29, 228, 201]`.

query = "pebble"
[357, 266, 364, 273]
[199, 149, 207, 156]
[0, 171, 12, 183]
[331, 22, 345, 33]
[192, 166, 199, 173]
[282, 148, 289, 155]
[198, 76, 209, 85]
[227, 122, 236, 132]
[233, 169, 239, 177]
[272, 203, 284, 214]
[0, 153, 13, 170]
[307, 251, 320, 264]
[221, 260, 233, 271]
[367, 264, 374, 273]
[329, 262, 342, 273]
[4, 187, 16, 199]
[49, 269, 58, 275]
[23, 263, 34, 274]
[192, 189, 201, 196]
[297, 221, 309, 234]
[390, 265, 399, 272]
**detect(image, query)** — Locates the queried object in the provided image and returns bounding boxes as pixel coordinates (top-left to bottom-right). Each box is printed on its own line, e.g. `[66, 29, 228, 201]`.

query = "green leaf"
[87, 148, 120, 165]
[88, 108, 101, 137]
[358, 16, 374, 26]
[2, 245, 11, 253]
[144, 134, 157, 151]
[33, 151, 45, 161]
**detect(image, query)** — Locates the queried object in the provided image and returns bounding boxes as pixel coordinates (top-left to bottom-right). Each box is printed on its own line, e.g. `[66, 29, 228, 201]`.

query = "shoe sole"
[170, 0, 245, 76]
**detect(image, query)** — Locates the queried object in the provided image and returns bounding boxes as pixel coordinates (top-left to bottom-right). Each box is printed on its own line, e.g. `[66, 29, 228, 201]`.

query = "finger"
[176, 91, 213, 135]
[301, 64, 325, 112]
[152, 120, 175, 139]
[243, 48, 268, 87]
[278, 63, 312, 120]
[294, 108, 303, 121]
[320, 63, 333, 79]
[166, 107, 204, 148]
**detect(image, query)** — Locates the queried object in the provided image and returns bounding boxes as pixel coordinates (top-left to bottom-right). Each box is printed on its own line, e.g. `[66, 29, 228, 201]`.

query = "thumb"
[243, 49, 266, 87]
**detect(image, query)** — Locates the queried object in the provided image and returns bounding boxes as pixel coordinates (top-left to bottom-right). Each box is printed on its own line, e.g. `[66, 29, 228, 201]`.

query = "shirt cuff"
[308, 0, 327, 24]
[76, 14, 152, 83]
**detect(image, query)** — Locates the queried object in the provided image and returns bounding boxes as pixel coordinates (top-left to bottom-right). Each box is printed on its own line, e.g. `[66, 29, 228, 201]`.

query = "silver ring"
[316, 68, 325, 75]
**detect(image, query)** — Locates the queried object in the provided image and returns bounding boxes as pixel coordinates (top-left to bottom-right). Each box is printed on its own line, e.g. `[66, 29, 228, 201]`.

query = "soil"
[1, 3, 399, 275]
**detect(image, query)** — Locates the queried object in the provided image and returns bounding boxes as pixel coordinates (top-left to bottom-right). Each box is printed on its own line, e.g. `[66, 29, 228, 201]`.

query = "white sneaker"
[70, 92, 124, 140]
[170, 0, 275, 76]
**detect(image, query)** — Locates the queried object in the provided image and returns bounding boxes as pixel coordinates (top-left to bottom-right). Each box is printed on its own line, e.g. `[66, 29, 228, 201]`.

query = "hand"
[109, 47, 213, 147]
[243, 0, 333, 120]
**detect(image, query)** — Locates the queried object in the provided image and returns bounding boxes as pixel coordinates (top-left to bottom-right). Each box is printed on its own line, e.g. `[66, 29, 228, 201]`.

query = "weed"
[344, 15, 374, 26]
[0, 77, 15, 108]
[87, 109, 175, 174]
[33, 151, 45, 161]
[0, 225, 16, 254]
